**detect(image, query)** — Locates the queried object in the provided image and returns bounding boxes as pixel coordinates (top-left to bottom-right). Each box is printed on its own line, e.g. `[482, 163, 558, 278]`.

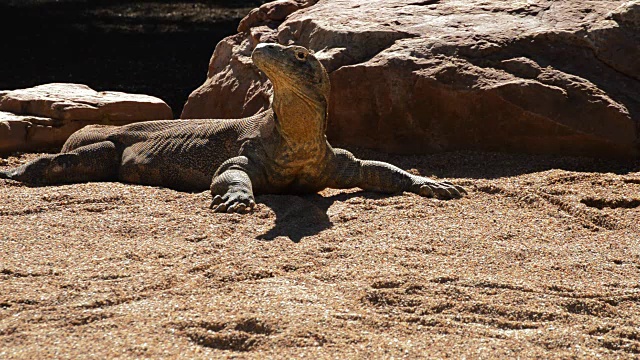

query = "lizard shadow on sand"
[256, 191, 386, 243]
[253, 150, 639, 242]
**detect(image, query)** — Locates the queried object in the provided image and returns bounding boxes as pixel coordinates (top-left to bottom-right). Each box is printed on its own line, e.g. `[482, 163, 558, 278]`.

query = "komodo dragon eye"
[295, 51, 307, 61]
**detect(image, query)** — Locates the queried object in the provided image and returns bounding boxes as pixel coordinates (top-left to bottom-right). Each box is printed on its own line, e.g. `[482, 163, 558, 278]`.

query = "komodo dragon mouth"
[0, 43, 465, 214]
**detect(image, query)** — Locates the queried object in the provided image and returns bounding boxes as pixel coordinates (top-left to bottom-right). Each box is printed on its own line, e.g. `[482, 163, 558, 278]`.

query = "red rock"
[0, 83, 172, 122]
[0, 83, 173, 154]
[0, 111, 75, 154]
[182, 0, 640, 158]
[237, 0, 318, 32]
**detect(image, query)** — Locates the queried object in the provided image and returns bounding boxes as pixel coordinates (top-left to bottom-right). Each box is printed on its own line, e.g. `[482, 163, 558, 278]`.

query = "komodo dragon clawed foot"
[210, 193, 256, 214]
[413, 180, 467, 199]
[0, 43, 465, 213]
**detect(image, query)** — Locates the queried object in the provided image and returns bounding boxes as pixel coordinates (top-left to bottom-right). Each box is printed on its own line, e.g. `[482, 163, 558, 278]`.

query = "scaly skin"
[0, 43, 465, 213]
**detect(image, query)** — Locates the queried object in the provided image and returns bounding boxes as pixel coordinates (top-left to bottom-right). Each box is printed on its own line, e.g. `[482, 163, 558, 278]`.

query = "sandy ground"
[1, 150, 639, 358]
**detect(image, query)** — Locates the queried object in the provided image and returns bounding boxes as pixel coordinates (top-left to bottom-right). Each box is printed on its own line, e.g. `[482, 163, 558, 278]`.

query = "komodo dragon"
[0, 43, 465, 213]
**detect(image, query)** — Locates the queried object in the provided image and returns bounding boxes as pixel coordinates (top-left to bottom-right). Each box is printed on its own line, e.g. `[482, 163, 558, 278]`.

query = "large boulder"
[182, 0, 640, 158]
[0, 83, 172, 154]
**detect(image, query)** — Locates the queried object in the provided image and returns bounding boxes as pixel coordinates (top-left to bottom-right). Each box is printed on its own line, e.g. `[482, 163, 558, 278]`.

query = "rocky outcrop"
[0, 83, 172, 154]
[182, 0, 640, 158]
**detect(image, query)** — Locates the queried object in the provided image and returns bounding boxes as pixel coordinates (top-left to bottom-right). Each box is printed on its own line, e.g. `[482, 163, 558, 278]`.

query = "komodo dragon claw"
[210, 194, 255, 214]
[414, 180, 466, 199]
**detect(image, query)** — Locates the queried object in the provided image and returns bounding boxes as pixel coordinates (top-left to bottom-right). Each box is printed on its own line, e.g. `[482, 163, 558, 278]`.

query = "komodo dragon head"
[252, 43, 330, 134]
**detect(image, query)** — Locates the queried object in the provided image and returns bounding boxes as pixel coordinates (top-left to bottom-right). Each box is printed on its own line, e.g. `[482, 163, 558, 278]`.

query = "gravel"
[1, 151, 639, 358]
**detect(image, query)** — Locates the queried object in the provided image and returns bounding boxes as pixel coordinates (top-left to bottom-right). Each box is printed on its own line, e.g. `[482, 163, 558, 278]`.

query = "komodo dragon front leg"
[209, 156, 267, 214]
[326, 148, 466, 199]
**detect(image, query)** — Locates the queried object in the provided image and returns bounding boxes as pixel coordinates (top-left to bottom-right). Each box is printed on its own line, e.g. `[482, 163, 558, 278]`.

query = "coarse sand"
[1, 150, 639, 358]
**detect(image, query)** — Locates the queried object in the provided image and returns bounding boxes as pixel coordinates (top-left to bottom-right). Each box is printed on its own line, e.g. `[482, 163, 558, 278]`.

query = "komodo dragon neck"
[272, 84, 327, 146]
[251, 43, 331, 168]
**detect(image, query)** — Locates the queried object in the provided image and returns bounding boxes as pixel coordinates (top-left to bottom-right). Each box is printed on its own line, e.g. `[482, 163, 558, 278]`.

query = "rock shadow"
[345, 147, 640, 180]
